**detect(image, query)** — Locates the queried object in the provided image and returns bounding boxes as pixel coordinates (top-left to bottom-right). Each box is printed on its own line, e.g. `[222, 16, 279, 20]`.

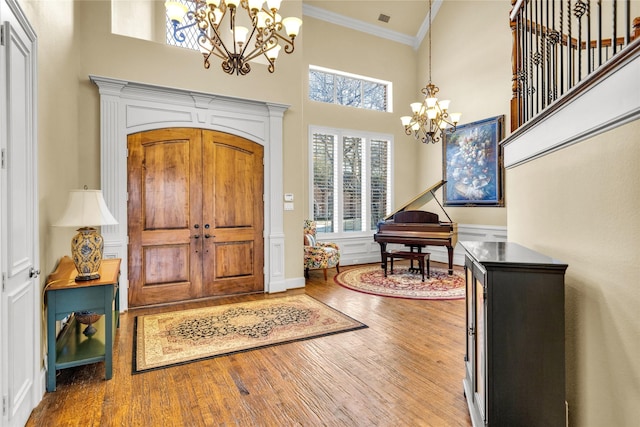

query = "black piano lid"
[383, 180, 453, 222]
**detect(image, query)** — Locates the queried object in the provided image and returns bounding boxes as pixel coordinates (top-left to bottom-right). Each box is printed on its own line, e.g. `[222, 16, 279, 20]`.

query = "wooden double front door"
[127, 128, 264, 307]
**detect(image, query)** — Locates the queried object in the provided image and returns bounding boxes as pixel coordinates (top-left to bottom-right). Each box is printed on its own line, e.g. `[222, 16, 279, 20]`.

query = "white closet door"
[0, 0, 39, 425]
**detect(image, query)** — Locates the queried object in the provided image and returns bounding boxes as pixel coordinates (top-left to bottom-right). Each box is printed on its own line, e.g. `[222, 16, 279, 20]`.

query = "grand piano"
[374, 180, 458, 274]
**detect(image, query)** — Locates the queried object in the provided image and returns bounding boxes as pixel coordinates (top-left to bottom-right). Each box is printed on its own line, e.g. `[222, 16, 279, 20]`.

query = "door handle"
[193, 234, 200, 239]
[29, 267, 41, 278]
[204, 234, 212, 239]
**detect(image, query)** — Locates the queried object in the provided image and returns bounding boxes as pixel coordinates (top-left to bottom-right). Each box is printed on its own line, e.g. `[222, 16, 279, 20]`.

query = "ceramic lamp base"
[75, 273, 100, 281]
[71, 227, 104, 282]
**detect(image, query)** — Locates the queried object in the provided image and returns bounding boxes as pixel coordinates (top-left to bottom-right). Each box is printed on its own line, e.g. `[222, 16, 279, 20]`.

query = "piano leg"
[447, 245, 454, 275]
[379, 243, 388, 271]
[409, 245, 422, 273]
[378, 242, 387, 274]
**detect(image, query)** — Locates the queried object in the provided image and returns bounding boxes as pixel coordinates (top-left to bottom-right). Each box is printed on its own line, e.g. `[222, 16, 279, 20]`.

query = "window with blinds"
[370, 139, 390, 228]
[312, 133, 336, 233]
[310, 127, 392, 235]
[309, 66, 391, 112]
[342, 136, 363, 232]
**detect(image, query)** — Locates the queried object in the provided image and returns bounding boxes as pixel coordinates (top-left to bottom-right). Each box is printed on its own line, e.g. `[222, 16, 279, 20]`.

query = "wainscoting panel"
[319, 224, 507, 268]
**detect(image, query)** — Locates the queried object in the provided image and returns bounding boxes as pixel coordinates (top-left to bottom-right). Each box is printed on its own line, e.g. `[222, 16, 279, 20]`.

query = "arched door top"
[91, 75, 289, 311]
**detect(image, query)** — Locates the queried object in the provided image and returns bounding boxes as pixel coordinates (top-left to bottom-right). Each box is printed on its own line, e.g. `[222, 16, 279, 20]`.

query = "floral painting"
[442, 115, 504, 206]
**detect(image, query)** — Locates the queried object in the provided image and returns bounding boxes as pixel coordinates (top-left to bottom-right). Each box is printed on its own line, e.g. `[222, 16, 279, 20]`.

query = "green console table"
[45, 256, 121, 392]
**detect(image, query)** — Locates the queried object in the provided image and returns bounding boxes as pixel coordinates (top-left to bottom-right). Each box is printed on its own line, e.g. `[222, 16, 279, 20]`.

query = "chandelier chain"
[428, 0, 432, 85]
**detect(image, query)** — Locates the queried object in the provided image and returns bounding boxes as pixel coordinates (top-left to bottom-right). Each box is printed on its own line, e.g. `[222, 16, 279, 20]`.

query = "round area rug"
[334, 264, 465, 300]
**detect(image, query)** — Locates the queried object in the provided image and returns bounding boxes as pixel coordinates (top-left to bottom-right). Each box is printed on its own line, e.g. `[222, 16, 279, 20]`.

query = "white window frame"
[309, 125, 394, 238]
[308, 65, 394, 113]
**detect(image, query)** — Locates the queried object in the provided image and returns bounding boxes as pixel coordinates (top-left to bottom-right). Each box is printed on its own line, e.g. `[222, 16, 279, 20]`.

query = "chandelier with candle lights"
[400, 0, 460, 144]
[165, 0, 302, 76]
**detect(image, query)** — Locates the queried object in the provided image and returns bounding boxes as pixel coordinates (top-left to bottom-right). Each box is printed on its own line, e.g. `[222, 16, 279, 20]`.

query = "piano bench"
[384, 250, 430, 282]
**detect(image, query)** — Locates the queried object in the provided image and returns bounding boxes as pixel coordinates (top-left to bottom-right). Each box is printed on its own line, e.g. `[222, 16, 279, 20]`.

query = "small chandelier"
[401, 0, 460, 144]
[165, 0, 302, 76]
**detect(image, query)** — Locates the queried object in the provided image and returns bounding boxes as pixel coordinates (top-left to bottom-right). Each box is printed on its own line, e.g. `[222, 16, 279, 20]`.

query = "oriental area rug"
[133, 294, 366, 373]
[335, 264, 465, 300]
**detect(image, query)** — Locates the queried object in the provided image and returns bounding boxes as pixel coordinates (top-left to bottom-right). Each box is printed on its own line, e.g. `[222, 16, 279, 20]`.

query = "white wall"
[507, 118, 640, 427]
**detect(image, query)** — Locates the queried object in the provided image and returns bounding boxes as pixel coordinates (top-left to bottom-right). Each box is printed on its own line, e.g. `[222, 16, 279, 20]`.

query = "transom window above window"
[309, 66, 392, 113]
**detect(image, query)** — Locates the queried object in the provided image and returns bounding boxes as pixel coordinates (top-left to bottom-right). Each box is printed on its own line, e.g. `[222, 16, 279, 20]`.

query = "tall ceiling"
[303, 1, 433, 41]
[165, 2, 433, 46]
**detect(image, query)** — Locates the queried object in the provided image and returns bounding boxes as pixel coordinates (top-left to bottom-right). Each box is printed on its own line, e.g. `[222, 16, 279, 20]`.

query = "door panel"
[1, 8, 39, 425]
[214, 241, 254, 278]
[128, 128, 202, 307]
[202, 132, 264, 296]
[128, 128, 264, 306]
[143, 141, 190, 229]
[142, 245, 190, 284]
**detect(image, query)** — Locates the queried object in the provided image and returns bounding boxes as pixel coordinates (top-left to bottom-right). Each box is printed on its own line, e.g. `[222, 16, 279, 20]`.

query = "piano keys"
[374, 180, 458, 274]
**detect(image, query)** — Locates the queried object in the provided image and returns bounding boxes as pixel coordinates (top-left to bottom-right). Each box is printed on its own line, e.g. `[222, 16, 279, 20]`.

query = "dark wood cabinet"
[460, 241, 568, 427]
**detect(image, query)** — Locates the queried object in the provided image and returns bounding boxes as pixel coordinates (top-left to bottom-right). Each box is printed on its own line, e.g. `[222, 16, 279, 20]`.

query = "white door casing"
[0, 0, 40, 425]
[90, 76, 290, 311]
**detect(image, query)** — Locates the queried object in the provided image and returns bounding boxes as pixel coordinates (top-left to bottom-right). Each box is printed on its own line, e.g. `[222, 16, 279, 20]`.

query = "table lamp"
[53, 188, 118, 281]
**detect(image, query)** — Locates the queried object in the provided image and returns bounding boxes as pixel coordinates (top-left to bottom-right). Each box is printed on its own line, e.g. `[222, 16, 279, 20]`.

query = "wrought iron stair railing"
[510, 0, 640, 132]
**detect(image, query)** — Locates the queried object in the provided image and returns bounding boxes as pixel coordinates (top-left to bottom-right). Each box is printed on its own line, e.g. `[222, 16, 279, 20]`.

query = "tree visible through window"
[312, 133, 335, 233]
[311, 127, 392, 235]
[342, 136, 363, 231]
[309, 66, 391, 112]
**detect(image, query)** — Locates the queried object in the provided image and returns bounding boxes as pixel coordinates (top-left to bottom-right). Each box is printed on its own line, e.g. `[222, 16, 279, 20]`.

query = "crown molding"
[302, 1, 444, 51]
[303, 3, 417, 48]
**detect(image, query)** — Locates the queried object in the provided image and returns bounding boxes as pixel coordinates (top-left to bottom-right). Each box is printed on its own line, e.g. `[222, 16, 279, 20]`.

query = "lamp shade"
[54, 189, 118, 227]
[282, 16, 302, 37]
[165, 1, 188, 23]
[266, 44, 281, 60]
[247, 0, 264, 12]
[53, 189, 117, 282]
[266, 0, 282, 11]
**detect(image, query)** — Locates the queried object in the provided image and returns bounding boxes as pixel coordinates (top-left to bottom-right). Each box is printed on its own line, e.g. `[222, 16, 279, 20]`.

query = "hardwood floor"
[27, 262, 472, 426]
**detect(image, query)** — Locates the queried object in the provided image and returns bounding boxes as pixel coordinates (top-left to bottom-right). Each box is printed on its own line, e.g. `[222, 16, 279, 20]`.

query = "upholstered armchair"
[303, 220, 340, 280]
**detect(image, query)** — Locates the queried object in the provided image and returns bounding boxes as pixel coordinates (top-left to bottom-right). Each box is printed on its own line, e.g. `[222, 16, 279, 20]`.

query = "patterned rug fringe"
[334, 263, 465, 300]
[133, 294, 366, 373]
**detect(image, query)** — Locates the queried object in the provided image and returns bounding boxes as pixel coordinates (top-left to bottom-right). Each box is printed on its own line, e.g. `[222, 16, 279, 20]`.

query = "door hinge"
[2, 395, 7, 416]
[0, 25, 4, 46]
[2, 272, 5, 292]
[1, 148, 6, 169]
